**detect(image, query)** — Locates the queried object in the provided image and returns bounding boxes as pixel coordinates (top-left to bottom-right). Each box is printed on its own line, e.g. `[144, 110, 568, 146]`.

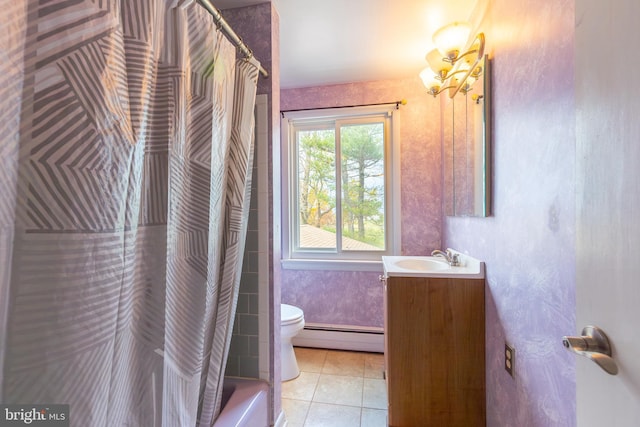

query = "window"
[281, 104, 401, 268]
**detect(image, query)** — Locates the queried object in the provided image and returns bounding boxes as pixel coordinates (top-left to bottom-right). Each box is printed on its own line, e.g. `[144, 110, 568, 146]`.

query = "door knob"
[562, 325, 618, 375]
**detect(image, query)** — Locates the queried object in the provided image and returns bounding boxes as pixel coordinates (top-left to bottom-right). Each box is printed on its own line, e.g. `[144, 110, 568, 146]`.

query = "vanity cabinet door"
[385, 276, 485, 426]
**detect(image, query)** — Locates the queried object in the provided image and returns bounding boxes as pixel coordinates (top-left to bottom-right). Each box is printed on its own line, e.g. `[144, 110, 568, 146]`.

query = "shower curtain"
[0, 1, 259, 426]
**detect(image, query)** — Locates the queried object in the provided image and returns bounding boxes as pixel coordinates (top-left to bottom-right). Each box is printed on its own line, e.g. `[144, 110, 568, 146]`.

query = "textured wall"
[444, 0, 576, 426]
[280, 78, 441, 328]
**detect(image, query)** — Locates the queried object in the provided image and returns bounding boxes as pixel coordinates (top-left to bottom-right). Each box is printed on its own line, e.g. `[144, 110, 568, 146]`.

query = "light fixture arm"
[444, 32, 485, 65]
[427, 84, 458, 98]
[447, 47, 479, 64]
[447, 32, 485, 98]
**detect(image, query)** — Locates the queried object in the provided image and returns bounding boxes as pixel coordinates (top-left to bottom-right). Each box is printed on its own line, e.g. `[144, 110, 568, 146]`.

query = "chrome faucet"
[431, 249, 461, 266]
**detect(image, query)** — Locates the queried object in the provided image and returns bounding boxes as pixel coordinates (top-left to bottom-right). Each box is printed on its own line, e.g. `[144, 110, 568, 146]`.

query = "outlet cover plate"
[505, 343, 515, 378]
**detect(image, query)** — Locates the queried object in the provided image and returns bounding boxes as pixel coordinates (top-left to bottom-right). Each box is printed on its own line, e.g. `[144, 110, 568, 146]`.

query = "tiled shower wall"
[225, 148, 260, 378]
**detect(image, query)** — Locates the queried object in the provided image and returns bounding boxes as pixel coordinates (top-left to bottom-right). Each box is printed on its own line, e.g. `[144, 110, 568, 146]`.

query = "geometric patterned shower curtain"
[0, 1, 259, 426]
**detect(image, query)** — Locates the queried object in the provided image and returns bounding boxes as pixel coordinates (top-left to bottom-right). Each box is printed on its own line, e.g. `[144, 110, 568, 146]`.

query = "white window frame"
[281, 104, 402, 271]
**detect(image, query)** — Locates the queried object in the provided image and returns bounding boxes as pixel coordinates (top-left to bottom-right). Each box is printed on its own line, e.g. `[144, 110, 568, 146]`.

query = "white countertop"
[382, 250, 485, 279]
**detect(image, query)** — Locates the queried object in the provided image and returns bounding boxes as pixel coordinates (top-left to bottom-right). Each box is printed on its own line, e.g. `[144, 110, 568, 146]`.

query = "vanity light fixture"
[420, 22, 486, 98]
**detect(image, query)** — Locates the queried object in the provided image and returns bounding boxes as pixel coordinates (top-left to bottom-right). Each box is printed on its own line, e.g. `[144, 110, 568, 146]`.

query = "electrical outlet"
[505, 343, 515, 378]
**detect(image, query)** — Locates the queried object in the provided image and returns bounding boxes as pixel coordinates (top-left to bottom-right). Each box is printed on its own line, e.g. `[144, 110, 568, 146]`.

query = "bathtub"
[213, 378, 269, 427]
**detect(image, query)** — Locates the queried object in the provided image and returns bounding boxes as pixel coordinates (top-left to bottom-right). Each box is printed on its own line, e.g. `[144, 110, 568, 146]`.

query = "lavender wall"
[444, 0, 576, 425]
[280, 78, 442, 328]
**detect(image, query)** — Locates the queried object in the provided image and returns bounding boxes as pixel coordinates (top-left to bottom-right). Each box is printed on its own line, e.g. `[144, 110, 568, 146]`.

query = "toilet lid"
[281, 304, 304, 325]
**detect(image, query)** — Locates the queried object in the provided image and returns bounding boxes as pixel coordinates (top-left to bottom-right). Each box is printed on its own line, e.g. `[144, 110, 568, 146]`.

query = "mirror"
[443, 55, 491, 217]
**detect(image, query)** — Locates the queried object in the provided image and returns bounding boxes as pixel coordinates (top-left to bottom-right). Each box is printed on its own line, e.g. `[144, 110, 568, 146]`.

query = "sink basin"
[392, 258, 449, 271]
[382, 252, 485, 279]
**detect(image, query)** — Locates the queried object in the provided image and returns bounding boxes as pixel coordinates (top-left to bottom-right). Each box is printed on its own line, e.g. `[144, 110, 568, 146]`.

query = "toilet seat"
[281, 303, 303, 326]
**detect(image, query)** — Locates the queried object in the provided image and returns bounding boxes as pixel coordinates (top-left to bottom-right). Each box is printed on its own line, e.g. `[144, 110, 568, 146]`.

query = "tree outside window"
[295, 120, 386, 252]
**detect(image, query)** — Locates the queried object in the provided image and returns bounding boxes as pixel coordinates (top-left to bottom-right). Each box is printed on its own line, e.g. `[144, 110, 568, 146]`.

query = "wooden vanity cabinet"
[384, 275, 485, 426]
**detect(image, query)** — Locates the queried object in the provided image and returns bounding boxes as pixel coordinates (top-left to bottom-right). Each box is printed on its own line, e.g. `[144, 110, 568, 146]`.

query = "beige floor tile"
[295, 347, 328, 373]
[361, 408, 388, 427]
[282, 348, 389, 426]
[364, 353, 385, 379]
[313, 374, 363, 407]
[362, 378, 387, 410]
[304, 402, 361, 427]
[321, 350, 365, 376]
[282, 371, 320, 401]
[282, 398, 310, 427]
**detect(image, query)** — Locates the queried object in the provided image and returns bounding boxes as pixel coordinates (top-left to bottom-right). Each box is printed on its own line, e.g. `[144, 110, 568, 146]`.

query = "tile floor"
[282, 347, 387, 427]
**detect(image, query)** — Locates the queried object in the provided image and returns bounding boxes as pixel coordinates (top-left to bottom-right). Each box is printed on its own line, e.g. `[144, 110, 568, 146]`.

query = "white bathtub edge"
[274, 410, 287, 427]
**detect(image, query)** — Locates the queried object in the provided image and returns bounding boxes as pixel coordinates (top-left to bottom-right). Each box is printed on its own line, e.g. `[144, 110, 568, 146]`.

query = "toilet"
[280, 303, 305, 381]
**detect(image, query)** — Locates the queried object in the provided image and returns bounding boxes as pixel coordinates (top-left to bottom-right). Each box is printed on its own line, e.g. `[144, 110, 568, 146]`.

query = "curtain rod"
[196, 0, 269, 78]
[281, 99, 407, 116]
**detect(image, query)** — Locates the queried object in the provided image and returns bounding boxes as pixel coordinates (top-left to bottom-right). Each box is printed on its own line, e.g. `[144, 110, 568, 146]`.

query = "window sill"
[281, 259, 384, 272]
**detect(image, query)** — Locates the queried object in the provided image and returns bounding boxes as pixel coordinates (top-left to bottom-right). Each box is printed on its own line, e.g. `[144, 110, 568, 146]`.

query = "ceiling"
[214, 0, 477, 89]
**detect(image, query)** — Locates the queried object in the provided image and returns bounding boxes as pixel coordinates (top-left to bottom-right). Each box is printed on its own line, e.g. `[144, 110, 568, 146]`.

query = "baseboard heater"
[292, 323, 384, 353]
